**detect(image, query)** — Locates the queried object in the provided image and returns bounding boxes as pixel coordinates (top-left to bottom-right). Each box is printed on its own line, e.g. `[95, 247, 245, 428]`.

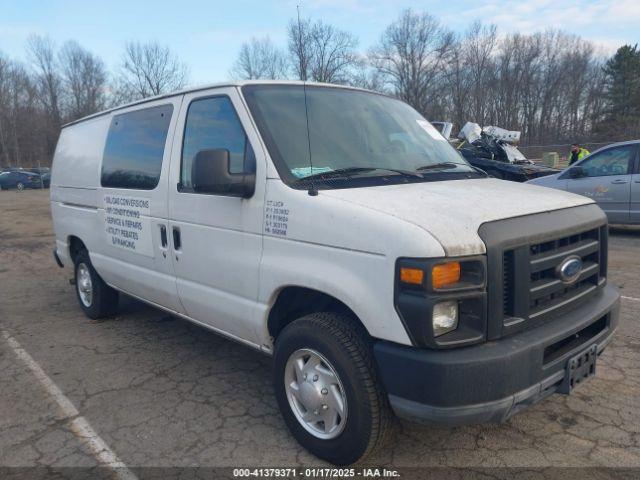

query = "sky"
[1, 0, 639, 85]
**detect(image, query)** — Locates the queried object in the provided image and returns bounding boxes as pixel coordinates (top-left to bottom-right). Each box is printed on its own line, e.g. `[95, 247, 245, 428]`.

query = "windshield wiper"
[415, 162, 461, 171]
[296, 166, 422, 183]
[372, 167, 423, 178]
[470, 166, 489, 177]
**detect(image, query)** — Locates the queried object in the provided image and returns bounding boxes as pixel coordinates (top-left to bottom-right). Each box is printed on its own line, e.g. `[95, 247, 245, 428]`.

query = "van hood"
[320, 178, 593, 256]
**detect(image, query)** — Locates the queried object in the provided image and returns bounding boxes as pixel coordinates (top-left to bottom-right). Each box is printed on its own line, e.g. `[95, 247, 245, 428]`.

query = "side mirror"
[568, 166, 585, 179]
[191, 149, 255, 198]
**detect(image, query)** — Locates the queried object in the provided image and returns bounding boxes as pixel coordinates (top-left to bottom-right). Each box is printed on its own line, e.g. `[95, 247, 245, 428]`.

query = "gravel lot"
[1, 189, 639, 478]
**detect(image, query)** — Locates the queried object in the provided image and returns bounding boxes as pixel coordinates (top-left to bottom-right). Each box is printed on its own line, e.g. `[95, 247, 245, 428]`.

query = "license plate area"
[558, 344, 597, 394]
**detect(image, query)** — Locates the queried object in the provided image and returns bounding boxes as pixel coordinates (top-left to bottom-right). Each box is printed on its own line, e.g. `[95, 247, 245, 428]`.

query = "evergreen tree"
[597, 44, 640, 139]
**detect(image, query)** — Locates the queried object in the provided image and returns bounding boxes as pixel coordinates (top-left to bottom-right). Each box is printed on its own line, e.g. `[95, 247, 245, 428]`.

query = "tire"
[16, 182, 24, 191]
[74, 250, 119, 319]
[273, 312, 392, 465]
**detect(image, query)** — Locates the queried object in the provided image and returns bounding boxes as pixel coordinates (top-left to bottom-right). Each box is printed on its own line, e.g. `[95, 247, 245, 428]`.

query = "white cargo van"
[51, 81, 620, 465]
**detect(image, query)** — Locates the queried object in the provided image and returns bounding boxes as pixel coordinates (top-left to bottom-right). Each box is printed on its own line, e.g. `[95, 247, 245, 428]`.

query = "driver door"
[567, 144, 636, 223]
[167, 87, 266, 345]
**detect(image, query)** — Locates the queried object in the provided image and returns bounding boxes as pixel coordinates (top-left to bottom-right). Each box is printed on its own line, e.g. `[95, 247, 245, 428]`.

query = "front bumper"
[374, 283, 620, 426]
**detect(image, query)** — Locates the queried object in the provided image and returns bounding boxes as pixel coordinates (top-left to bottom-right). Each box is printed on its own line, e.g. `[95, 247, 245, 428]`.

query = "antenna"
[297, 4, 317, 196]
[296, 5, 305, 82]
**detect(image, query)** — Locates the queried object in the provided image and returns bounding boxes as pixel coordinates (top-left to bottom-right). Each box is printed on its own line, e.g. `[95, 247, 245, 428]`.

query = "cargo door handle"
[159, 225, 168, 248]
[611, 179, 628, 184]
[172, 227, 181, 251]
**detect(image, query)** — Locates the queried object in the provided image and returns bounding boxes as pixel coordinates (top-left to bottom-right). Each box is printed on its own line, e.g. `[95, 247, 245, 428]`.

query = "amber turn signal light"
[400, 267, 424, 285]
[432, 262, 461, 289]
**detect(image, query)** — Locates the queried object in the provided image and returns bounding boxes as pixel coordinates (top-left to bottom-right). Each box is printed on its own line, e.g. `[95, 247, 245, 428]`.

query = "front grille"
[502, 250, 515, 315]
[501, 225, 607, 333]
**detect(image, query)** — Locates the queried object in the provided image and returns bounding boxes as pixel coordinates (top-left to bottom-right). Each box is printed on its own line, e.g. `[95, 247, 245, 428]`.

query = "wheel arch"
[267, 286, 369, 341]
[67, 235, 87, 264]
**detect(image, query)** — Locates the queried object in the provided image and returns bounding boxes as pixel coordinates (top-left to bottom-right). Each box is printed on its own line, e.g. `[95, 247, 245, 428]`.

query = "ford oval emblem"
[556, 255, 583, 284]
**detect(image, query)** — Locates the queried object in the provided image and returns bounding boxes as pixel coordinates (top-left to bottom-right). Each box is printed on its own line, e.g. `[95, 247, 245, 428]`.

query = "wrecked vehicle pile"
[435, 121, 559, 182]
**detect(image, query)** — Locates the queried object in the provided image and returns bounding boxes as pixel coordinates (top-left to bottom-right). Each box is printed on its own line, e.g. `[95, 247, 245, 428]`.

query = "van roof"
[62, 80, 380, 128]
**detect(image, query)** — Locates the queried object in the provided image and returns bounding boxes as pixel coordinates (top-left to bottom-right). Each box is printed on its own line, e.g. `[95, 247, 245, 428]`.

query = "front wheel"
[16, 182, 25, 191]
[273, 313, 392, 465]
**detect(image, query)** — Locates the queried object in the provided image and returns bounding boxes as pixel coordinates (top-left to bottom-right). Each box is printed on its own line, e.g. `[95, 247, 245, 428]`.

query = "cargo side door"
[95, 97, 184, 313]
[167, 87, 265, 345]
[566, 144, 635, 224]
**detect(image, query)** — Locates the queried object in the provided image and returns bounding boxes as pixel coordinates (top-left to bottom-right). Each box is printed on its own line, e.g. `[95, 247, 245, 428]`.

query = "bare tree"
[115, 41, 189, 102]
[288, 17, 313, 81]
[463, 22, 498, 125]
[0, 54, 12, 167]
[230, 37, 288, 80]
[441, 28, 606, 146]
[288, 18, 359, 83]
[59, 41, 108, 120]
[348, 60, 387, 92]
[26, 35, 63, 157]
[369, 9, 455, 116]
[308, 21, 359, 83]
[0, 53, 44, 168]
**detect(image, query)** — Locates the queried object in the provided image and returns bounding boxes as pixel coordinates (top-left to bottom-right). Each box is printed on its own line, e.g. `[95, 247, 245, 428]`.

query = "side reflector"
[432, 262, 461, 289]
[400, 267, 424, 285]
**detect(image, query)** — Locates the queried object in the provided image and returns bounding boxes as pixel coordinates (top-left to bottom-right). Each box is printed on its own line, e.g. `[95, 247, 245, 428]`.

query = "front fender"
[258, 236, 414, 347]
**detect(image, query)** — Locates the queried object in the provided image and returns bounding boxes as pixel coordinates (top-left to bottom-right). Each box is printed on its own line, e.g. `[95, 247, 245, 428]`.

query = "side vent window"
[101, 104, 173, 190]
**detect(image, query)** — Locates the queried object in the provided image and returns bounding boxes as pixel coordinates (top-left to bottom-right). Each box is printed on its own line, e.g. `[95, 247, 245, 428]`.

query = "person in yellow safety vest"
[569, 143, 590, 165]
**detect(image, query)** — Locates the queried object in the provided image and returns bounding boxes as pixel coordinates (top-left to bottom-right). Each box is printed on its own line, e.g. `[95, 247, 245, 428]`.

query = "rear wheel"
[74, 250, 119, 319]
[273, 312, 392, 465]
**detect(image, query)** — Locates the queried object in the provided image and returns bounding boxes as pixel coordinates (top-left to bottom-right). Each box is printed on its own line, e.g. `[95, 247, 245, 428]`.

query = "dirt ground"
[1, 189, 639, 478]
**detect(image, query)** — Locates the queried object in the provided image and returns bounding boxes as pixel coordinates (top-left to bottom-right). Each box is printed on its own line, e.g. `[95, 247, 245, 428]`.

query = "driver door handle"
[172, 227, 182, 251]
[611, 179, 628, 184]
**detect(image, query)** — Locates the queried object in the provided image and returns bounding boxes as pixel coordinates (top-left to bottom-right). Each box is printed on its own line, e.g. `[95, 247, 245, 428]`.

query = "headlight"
[395, 256, 487, 348]
[432, 300, 459, 337]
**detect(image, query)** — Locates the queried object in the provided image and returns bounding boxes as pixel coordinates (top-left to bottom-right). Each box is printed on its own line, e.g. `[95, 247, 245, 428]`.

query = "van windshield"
[242, 84, 478, 189]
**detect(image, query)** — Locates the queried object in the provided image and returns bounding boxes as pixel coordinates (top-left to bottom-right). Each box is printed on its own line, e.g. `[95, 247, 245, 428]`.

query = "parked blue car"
[0, 170, 44, 190]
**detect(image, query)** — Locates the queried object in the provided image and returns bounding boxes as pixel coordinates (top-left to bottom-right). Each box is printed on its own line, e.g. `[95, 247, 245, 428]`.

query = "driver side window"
[180, 96, 254, 192]
[579, 145, 634, 177]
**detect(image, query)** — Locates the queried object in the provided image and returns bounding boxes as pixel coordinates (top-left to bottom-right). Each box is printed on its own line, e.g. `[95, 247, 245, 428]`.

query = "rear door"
[95, 98, 184, 313]
[167, 87, 266, 344]
[567, 144, 635, 224]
